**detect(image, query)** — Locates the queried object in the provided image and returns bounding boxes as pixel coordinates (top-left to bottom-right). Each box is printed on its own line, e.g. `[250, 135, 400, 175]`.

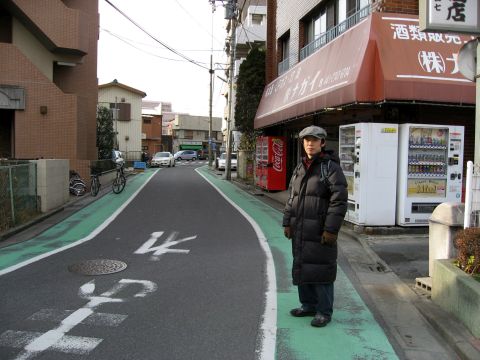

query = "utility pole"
[209, 54, 214, 167]
[209, 0, 237, 179]
[114, 96, 118, 149]
[224, 0, 237, 180]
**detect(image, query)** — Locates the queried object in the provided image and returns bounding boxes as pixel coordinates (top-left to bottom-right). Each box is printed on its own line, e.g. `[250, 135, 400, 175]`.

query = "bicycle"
[69, 170, 87, 196]
[112, 162, 126, 194]
[90, 172, 101, 196]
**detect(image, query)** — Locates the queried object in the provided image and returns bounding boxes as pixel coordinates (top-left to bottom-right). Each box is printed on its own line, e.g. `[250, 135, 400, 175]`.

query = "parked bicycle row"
[69, 150, 127, 197]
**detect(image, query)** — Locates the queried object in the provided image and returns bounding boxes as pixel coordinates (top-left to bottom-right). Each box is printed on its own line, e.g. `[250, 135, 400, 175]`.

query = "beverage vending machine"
[396, 124, 464, 226]
[339, 123, 398, 226]
[255, 136, 287, 191]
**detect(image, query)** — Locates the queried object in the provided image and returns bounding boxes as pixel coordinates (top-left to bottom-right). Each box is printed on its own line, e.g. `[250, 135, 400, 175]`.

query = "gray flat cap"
[299, 125, 327, 139]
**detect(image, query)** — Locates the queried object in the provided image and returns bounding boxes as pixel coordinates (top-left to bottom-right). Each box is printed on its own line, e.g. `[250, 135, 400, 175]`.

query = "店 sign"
[420, 0, 480, 34]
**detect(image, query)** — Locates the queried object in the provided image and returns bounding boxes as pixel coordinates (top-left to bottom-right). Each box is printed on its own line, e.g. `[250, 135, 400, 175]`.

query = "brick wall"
[373, 0, 418, 14]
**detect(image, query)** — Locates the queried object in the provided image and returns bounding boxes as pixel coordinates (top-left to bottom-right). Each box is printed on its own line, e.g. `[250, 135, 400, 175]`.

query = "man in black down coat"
[283, 125, 348, 328]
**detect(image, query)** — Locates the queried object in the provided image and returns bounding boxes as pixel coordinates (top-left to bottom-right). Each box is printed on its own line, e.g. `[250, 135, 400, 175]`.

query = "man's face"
[303, 136, 324, 158]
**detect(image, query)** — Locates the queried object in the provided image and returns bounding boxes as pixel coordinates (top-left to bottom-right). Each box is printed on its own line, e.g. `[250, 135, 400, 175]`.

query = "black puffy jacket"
[283, 150, 348, 285]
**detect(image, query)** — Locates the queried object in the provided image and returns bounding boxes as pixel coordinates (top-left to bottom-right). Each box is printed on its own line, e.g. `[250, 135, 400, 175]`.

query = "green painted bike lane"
[198, 167, 399, 360]
[0, 170, 157, 275]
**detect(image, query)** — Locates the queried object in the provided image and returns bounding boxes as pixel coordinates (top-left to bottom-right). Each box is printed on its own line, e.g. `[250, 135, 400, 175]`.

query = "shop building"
[0, 0, 99, 178]
[255, 0, 475, 201]
[171, 114, 223, 154]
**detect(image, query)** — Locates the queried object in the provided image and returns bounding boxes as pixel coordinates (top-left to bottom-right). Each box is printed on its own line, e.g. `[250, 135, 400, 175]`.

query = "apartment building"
[256, 0, 475, 183]
[171, 114, 223, 154]
[0, 0, 99, 178]
[98, 80, 146, 160]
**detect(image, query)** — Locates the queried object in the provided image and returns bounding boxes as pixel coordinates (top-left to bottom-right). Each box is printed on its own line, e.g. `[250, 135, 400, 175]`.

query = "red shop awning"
[254, 12, 475, 129]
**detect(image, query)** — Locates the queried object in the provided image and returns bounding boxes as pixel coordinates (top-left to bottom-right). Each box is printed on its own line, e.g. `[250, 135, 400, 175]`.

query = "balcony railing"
[278, 57, 290, 75]
[299, 5, 371, 61]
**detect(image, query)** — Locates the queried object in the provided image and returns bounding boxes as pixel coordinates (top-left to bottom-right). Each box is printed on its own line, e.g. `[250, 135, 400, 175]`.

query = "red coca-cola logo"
[272, 139, 283, 172]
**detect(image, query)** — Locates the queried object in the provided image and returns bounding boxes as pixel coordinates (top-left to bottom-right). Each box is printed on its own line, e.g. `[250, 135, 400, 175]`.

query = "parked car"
[151, 152, 175, 167]
[197, 149, 209, 160]
[217, 152, 237, 170]
[174, 150, 197, 161]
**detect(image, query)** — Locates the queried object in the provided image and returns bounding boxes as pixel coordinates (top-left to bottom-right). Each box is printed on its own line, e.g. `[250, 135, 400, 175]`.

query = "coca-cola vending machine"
[255, 136, 287, 191]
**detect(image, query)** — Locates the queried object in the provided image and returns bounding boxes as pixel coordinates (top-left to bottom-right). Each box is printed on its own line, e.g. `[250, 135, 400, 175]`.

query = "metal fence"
[0, 162, 39, 233]
[299, 5, 371, 61]
[464, 161, 480, 228]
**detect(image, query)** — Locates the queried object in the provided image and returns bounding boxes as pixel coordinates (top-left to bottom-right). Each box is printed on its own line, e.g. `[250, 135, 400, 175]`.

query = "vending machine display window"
[397, 124, 464, 226]
[339, 126, 355, 197]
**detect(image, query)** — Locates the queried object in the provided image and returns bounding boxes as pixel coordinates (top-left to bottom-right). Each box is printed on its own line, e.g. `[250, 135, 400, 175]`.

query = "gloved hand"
[283, 226, 291, 239]
[321, 231, 337, 246]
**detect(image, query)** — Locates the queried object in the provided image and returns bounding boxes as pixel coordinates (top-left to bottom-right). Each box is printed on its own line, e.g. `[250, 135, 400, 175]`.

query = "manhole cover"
[68, 259, 127, 275]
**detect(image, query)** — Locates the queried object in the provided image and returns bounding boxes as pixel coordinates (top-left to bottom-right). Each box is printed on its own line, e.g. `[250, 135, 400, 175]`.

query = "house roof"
[98, 79, 147, 97]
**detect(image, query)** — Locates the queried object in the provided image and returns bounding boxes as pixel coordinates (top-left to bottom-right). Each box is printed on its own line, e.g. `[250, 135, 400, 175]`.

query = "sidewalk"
[229, 175, 480, 360]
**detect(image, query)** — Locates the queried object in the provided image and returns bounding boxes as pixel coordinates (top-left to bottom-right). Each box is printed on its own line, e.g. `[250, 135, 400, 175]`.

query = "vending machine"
[396, 124, 464, 226]
[339, 123, 398, 226]
[255, 136, 287, 191]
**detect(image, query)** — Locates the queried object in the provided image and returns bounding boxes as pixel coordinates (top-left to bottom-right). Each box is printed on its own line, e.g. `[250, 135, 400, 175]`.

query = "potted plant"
[454, 227, 480, 279]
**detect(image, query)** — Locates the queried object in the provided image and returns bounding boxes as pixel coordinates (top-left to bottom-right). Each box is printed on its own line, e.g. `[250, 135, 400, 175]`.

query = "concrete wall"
[238, 150, 254, 181]
[34, 159, 69, 212]
[432, 259, 480, 338]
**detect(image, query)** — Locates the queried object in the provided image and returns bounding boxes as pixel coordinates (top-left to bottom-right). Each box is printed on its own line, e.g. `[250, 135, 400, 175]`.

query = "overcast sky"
[98, 0, 229, 118]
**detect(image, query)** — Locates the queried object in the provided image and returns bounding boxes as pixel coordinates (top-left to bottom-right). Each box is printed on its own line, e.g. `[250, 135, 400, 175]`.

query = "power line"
[103, 0, 209, 70]
[171, 0, 224, 48]
[101, 28, 223, 53]
[101, 28, 206, 64]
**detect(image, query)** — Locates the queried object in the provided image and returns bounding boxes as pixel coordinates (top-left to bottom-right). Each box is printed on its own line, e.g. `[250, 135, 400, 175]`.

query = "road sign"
[419, 0, 480, 34]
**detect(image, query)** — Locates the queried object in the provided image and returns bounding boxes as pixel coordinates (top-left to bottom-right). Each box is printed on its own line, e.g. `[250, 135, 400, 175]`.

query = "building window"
[184, 130, 193, 140]
[300, 0, 369, 60]
[251, 13, 263, 25]
[143, 118, 151, 124]
[337, 0, 347, 24]
[110, 102, 131, 121]
[0, 9, 12, 43]
[278, 31, 290, 75]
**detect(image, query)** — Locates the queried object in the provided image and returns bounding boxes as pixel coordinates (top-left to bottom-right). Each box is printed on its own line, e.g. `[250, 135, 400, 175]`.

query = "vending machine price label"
[407, 179, 446, 198]
[381, 127, 397, 133]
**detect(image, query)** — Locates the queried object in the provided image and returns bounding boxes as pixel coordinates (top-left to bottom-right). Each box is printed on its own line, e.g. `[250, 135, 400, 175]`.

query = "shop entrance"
[0, 109, 14, 158]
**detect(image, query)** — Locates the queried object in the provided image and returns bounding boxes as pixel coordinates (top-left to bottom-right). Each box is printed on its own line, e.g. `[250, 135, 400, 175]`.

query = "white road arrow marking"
[134, 231, 197, 260]
[3, 278, 157, 360]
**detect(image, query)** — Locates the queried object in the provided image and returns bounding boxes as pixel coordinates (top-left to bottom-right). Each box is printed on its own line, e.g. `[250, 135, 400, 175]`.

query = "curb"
[414, 298, 480, 360]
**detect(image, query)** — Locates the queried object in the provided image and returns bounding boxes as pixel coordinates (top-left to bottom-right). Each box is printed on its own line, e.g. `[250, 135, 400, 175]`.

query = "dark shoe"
[290, 308, 316, 317]
[311, 314, 331, 327]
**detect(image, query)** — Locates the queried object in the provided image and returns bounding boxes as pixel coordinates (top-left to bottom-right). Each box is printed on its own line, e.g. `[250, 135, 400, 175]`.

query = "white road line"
[195, 168, 277, 360]
[0, 330, 102, 357]
[28, 309, 127, 326]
